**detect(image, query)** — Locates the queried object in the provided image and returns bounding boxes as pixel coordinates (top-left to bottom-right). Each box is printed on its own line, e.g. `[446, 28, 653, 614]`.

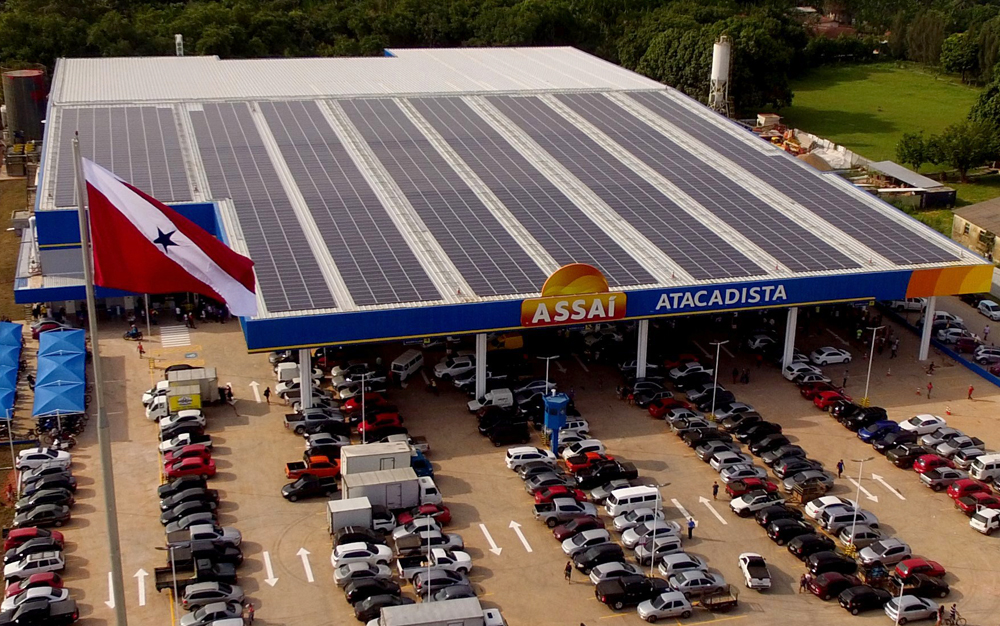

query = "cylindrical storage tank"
[711, 36, 731, 82]
[2, 69, 47, 141]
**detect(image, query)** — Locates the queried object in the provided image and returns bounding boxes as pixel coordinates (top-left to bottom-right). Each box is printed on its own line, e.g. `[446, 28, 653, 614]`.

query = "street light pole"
[360, 372, 369, 445]
[848, 456, 873, 550]
[537, 355, 560, 392]
[155, 545, 179, 611]
[708, 341, 729, 421]
[861, 326, 884, 407]
[649, 494, 662, 577]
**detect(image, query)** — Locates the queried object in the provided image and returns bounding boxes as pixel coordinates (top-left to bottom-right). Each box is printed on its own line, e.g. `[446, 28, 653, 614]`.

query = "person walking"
[799, 574, 807, 593]
[564, 561, 573, 582]
[837, 459, 844, 478]
[985, 325, 991, 342]
[927, 381, 933, 399]
[936, 604, 944, 626]
[263, 387, 271, 404]
[842, 369, 849, 388]
[712, 482, 719, 500]
[948, 604, 957, 624]
[245, 603, 255, 626]
[687, 518, 695, 540]
[137, 341, 145, 359]
[969, 385, 975, 400]
[741, 368, 750, 384]
[890, 339, 899, 359]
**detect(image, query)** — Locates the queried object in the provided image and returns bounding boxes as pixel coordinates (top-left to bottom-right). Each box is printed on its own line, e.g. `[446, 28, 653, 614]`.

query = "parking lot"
[51, 295, 1000, 626]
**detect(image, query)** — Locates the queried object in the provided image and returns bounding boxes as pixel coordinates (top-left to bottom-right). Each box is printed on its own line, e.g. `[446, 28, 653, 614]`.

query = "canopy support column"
[636, 320, 650, 379]
[919, 297, 936, 361]
[475, 333, 488, 399]
[298, 349, 312, 409]
[782, 307, 798, 369]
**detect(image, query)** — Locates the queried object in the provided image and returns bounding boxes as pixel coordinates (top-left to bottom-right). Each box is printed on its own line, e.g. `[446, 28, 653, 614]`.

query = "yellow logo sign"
[521, 264, 626, 327]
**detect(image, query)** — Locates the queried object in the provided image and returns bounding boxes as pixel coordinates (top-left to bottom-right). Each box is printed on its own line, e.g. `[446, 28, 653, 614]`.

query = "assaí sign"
[521, 264, 626, 327]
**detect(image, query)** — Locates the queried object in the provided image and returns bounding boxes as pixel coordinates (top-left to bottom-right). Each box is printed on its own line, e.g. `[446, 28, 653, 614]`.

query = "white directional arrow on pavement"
[249, 381, 261, 403]
[670, 498, 692, 520]
[554, 360, 566, 373]
[509, 521, 532, 553]
[872, 473, 906, 500]
[105, 572, 115, 609]
[698, 496, 728, 525]
[848, 477, 879, 503]
[480, 524, 502, 555]
[297, 548, 314, 583]
[134, 569, 148, 606]
[263, 551, 279, 586]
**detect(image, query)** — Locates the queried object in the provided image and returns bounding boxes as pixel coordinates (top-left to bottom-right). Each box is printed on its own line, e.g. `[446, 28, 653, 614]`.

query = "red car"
[948, 479, 991, 500]
[913, 454, 954, 474]
[3, 572, 64, 598]
[357, 413, 403, 435]
[813, 391, 851, 410]
[534, 486, 588, 504]
[342, 394, 388, 414]
[396, 504, 451, 526]
[648, 398, 691, 419]
[564, 453, 615, 473]
[663, 354, 699, 370]
[30, 321, 73, 339]
[799, 382, 843, 400]
[552, 515, 606, 541]
[165, 456, 217, 479]
[726, 478, 778, 498]
[957, 492, 1000, 515]
[895, 559, 946, 579]
[163, 444, 213, 465]
[2, 527, 65, 552]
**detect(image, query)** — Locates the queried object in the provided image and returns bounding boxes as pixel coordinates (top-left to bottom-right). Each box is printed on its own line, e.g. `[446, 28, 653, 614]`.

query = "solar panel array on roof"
[487, 95, 762, 281]
[628, 91, 959, 265]
[260, 101, 441, 307]
[54, 107, 190, 207]
[190, 102, 336, 312]
[557, 93, 858, 274]
[340, 98, 547, 296]
[410, 97, 653, 289]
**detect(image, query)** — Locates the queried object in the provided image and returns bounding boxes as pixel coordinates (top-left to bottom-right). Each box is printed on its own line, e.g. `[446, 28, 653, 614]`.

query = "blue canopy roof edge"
[0, 388, 14, 419]
[38, 329, 85, 356]
[32, 380, 85, 417]
[0, 322, 23, 348]
[36, 352, 85, 386]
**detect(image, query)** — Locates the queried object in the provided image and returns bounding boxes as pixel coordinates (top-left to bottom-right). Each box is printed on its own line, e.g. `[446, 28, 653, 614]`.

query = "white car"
[561, 529, 612, 556]
[621, 522, 682, 549]
[899, 414, 946, 435]
[560, 439, 605, 460]
[331, 542, 393, 567]
[1, 586, 70, 611]
[663, 408, 702, 424]
[974, 347, 1000, 364]
[710, 452, 754, 473]
[747, 335, 775, 350]
[936, 327, 974, 344]
[795, 372, 832, 385]
[159, 433, 212, 454]
[588, 561, 643, 585]
[3, 551, 65, 581]
[782, 362, 820, 381]
[613, 508, 665, 532]
[809, 347, 852, 366]
[668, 362, 713, 380]
[737, 553, 771, 590]
[15, 448, 71, 471]
[888, 298, 926, 312]
[142, 380, 170, 406]
[504, 447, 556, 470]
[656, 553, 707, 577]
[884, 596, 938, 624]
[433, 355, 475, 380]
[637, 591, 693, 621]
[804, 496, 856, 520]
[729, 491, 784, 515]
[159, 410, 206, 432]
[392, 518, 441, 542]
[980, 300, 1000, 320]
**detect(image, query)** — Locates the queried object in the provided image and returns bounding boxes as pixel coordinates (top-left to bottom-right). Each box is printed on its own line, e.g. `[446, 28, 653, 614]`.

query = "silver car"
[622, 521, 682, 548]
[634, 536, 684, 565]
[588, 561, 643, 585]
[180, 583, 245, 611]
[919, 427, 963, 447]
[919, 467, 967, 491]
[937, 436, 985, 458]
[333, 562, 393, 588]
[781, 470, 835, 494]
[695, 441, 740, 462]
[837, 525, 881, 549]
[667, 570, 727, 598]
[858, 538, 911, 567]
[561, 529, 612, 556]
[953, 448, 991, 470]
[613, 508, 665, 532]
[591, 479, 632, 504]
[657, 552, 708, 577]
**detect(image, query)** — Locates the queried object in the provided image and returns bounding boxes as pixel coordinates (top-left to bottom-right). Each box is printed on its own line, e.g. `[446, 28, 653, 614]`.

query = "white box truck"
[168, 367, 219, 401]
[327, 497, 373, 535]
[343, 468, 420, 510]
[341, 442, 412, 476]
[378, 597, 505, 626]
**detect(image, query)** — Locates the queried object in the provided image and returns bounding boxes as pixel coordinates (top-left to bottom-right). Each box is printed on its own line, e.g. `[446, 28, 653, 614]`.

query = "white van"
[970, 453, 1000, 481]
[418, 476, 442, 505]
[605, 486, 661, 516]
[467, 389, 513, 413]
[391, 349, 424, 383]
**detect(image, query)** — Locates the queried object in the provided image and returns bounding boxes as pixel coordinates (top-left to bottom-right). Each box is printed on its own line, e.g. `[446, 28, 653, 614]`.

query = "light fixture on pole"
[848, 456, 873, 551]
[360, 372, 370, 445]
[861, 326, 884, 408]
[155, 545, 180, 610]
[708, 341, 729, 421]
[537, 355, 560, 392]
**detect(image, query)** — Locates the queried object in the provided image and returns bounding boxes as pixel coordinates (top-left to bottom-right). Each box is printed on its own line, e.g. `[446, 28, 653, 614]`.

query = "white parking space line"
[698, 496, 728, 525]
[692, 341, 710, 358]
[670, 498, 693, 520]
[872, 473, 906, 500]
[555, 360, 567, 373]
[574, 354, 590, 372]
[826, 328, 850, 346]
[847, 477, 879, 502]
[720, 343, 734, 358]
[105, 572, 115, 609]
[159, 325, 191, 347]
[420, 370, 430, 385]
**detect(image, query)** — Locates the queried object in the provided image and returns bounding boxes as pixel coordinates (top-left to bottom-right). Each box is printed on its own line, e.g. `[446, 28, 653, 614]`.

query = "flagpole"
[73, 137, 129, 626]
[144, 293, 151, 339]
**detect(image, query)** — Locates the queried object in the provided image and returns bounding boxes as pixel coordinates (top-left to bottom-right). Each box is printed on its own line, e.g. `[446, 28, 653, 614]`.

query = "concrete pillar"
[475, 333, 488, 399]
[919, 296, 936, 361]
[782, 307, 798, 369]
[636, 320, 650, 379]
[298, 348, 312, 409]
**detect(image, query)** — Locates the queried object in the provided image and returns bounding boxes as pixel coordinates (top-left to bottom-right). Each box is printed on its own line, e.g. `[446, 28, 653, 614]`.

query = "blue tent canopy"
[0, 346, 20, 368]
[38, 329, 85, 357]
[0, 388, 15, 419]
[0, 322, 23, 347]
[36, 353, 85, 387]
[32, 381, 85, 417]
[0, 366, 16, 390]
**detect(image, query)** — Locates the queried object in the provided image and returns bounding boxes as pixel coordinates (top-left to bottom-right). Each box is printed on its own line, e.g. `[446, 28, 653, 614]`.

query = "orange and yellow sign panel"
[521, 264, 627, 327]
[905, 265, 994, 298]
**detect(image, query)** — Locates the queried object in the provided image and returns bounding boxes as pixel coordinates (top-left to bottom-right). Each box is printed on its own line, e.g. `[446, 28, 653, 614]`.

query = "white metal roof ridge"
[248, 101, 357, 312]
[320, 99, 473, 304]
[538, 94, 791, 279]
[212, 198, 271, 319]
[463, 95, 693, 286]
[168, 104, 204, 202]
[394, 98, 560, 277]
[609, 93, 896, 272]
[38, 107, 65, 210]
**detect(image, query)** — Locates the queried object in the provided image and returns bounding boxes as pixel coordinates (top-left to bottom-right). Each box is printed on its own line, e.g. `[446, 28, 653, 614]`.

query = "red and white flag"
[82, 158, 257, 317]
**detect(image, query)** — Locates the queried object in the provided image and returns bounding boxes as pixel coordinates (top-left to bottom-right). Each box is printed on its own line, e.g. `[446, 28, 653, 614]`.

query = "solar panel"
[340, 98, 547, 296]
[260, 100, 441, 306]
[190, 102, 336, 313]
[556, 93, 858, 274]
[487, 95, 761, 281]
[53, 107, 191, 207]
[411, 97, 654, 288]
[628, 92, 959, 265]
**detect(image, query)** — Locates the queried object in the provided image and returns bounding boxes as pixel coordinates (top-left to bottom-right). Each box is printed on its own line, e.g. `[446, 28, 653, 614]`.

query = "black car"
[843, 411, 885, 432]
[159, 422, 206, 442]
[736, 422, 782, 444]
[157, 476, 208, 499]
[787, 534, 836, 560]
[839, 585, 893, 614]
[344, 578, 401, 604]
[761, 445, 807, 467]
[516, 462, 562, 481]
[766, 519, 814, 546]
[20, 474, 77, 496]
[353, 595, 414, 622]
[282, 476, 339, 501]
[830, 402, 862, 420]
[807, 551, 858, 576]
[487, 422, 531, 447]
[3, 537, 63, 564]
[674, 372, 713, 391]
[478, 410, 523, 436]
[873, 431, 918, 454]
[0, 598, 78, 626]
[160, 488, 220, 511]
[13, 504, 70, 528]
[574, 544, 625, 574]
[335, 526, 386, 546]
[595, 574, 671, 610]
[695, 392, 735, 412]
[302, 420, 353, 438]
[749, 434, 790, 456]
[887, 443, 931, 469]
[682, 429, 733, 448]
[755, 505, 803, 527]
[432, 583, 477, 602]
[574, 462, 639, 490]
[720, 412, 762, 432]
[773, 458, 824, 479]
[160, 500, 217, 526]
[895, 573, 950, 599]
[15, 488, 74, 511]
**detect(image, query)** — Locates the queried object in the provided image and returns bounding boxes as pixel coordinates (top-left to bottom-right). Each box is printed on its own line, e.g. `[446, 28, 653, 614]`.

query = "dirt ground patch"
[0, 177, 28, 320]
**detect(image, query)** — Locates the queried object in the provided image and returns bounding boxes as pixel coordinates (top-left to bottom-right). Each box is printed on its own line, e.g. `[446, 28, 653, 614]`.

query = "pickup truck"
[595, 574, 670, 610]
[396, 548, 472, 580]
[165, 540, 243, 569]
[154, 557, 237, 592]
[285, 454, 340, 480]
[381, 433, 430, 455]
[534, 498, 599, 528]
[393, 531, 465, 557]
[737, 552, 771, 590]
[166, 524, 242, 549]
[284, 411, 342, 435]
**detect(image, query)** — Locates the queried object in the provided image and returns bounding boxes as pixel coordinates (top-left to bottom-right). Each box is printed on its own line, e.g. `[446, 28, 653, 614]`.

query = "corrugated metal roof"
[869, 160, 946, 190]
[51, 48, 662, 104]
[954, 196, 1000, 233]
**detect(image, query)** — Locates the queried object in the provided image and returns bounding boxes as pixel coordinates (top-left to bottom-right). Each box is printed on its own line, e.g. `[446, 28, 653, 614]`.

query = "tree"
[940, 32, 979, 82]
[927, 120, 999, 182]
[896, 132, 929, 172]
[978, 16, 1000, 82]
[905, 10, 946, 65]
[970, 62, 1000, 125]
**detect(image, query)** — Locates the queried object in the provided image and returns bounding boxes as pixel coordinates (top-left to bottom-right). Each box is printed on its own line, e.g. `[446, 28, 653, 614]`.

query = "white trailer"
[379, 598, 486, 626]
[168, 367, 219, 400]
[343, 468, 420, 510]
[327, 497, 373, 534]
[340, 442, 412, 476]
